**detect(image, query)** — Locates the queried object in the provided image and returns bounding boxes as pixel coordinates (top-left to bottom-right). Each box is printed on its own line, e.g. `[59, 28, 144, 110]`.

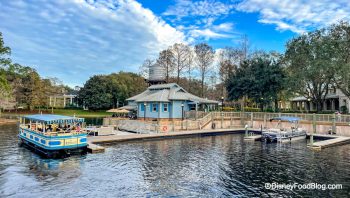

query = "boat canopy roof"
[23, 114, 84, 124]
[270, 116, 301, 122]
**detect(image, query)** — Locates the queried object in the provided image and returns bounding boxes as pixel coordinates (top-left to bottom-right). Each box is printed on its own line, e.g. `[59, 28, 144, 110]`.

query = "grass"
[1, 109, 113, 118]
[51, 109, 113, 117]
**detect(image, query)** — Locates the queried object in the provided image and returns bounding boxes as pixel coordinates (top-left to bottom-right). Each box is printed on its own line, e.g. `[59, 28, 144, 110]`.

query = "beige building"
[49, 94, 78, 108]
[290, 88, 349, 112]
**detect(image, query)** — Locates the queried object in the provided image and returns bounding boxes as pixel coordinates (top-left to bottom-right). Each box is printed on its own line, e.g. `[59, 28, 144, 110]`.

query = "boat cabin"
[18, 114, 88, 158]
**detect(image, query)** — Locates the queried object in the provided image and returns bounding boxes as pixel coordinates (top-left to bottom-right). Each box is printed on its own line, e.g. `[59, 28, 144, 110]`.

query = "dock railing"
[114, 112, 350, 136]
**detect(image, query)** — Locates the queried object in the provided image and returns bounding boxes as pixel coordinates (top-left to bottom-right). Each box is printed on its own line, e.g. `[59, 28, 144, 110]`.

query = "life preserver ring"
[162, 126, 168, 132]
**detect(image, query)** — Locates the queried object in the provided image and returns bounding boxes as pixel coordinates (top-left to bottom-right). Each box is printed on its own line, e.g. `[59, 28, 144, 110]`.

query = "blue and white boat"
[18, 114, 88, 158]
[262, 116, 307, 143]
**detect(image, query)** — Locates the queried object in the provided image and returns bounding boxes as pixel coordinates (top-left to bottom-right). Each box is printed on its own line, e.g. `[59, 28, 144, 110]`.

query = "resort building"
[290, 88, 350, 112]
[49, 94, 79, 108]
[124, 83, 218, 120]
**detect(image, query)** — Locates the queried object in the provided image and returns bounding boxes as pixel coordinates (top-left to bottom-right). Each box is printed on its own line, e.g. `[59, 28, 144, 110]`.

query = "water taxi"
[18, 114, 88, 158]
[261, 116, 307, 143]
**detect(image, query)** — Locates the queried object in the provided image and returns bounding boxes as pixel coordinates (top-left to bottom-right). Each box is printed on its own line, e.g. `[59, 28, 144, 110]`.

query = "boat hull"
[18, 127, 88, 158]
[262, 131, 306, 143]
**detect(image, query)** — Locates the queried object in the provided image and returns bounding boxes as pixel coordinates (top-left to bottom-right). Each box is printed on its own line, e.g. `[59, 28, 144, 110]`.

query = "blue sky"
[1, 0, 349, 86]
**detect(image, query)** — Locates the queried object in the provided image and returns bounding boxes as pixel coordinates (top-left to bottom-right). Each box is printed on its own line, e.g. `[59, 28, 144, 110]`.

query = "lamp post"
[144, 102, 147, 121]
[221, 96, 224, 112]
[307, 98, 311, 113]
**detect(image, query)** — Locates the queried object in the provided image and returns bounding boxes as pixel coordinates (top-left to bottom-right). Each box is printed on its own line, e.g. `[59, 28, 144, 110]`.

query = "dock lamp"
[144, 102, 147, 121]
[221, 96, 224, 112]
[181, 103, 184, 121]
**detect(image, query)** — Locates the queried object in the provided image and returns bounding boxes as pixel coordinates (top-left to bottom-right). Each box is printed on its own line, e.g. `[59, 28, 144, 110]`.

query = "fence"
[112, 112, 350, 136]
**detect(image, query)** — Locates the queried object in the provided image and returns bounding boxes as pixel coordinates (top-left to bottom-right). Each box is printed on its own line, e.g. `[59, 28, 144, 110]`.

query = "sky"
[1, 0, 350, 86]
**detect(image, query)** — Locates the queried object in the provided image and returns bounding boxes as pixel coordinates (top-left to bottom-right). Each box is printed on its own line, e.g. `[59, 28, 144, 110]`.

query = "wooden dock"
[86, 128, 350, 153]
[87, 142, 105, 153]
[307, 134, 350, 150]
[244, 135, 261, 141]
[88, 128, 247, 143]
[87, 128, 252, 153]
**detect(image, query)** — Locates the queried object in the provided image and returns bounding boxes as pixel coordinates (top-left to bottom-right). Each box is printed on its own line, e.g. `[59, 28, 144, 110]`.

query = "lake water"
[0, 124, 349, 197]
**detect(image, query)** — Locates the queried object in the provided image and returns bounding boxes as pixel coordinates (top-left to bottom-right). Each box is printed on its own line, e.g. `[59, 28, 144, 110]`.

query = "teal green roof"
[23, 114, 84, 124]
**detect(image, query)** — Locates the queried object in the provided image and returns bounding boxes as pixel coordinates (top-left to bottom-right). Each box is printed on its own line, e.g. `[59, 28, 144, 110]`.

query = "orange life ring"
[162, 126, 168, 132]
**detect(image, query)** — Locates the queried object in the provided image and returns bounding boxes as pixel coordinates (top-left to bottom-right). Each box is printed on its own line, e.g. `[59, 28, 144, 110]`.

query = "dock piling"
[332, 113, 336, 134]
[311, 113, 316, 146]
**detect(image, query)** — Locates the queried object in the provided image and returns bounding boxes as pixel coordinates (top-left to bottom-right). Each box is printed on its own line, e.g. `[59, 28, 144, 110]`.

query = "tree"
[171, 43, 190, 83]
[78, 75, 113, 110]
[139, 59, 155, 79]
[218, 47, 238, 97]
[194, 43, 214, 97]
[284, 28, 336, 112]
[330, 21, 350, 100]
[107, 72, 147, 108]
[0, 32, 11, 67]
[157, 49, 175, 83]
[186, 46, 195, 92]
[78, 72, 147, 110]
[0, 32, 12, 107]
[226, 52, 285, 111]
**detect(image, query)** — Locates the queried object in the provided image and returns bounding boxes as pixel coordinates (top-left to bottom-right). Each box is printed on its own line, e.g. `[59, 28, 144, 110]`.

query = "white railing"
[115, 112, 350, 135]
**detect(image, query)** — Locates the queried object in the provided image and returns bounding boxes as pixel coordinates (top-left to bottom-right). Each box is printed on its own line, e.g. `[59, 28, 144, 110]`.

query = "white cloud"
[163, 0, 235, 18]
[190, 29, 230, 40]
[237, 0, 350, 33]
[163, 0, 236, 40]
[0, 0, 185, 86]
[212, 22, 234, 32]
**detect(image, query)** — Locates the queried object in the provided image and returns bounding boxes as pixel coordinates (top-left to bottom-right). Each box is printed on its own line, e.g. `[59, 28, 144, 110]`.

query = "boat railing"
[20, 124, 86, 136]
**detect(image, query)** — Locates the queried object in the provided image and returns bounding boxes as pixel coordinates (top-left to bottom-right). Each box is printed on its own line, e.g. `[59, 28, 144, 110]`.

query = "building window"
[152, 103, 157, 112]
[163, 103, 168, 112]
[141, 104, 145, 111]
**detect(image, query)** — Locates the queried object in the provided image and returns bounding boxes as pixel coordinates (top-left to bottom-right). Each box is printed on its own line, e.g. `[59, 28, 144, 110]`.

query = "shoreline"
[0, 118, 17, 125]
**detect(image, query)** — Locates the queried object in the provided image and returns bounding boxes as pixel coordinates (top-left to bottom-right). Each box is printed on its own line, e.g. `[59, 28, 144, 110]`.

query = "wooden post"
[332, 113, 336, 134]
[263, 113, 267, 129]
[172, 120, 175, 132]
[240, 112, 244, 125]
[245, 124, 248, 137]
[230, 112, 233, 127]
[221, 112, 223, 128]
[311, 113, 316, 146]
[250, 112, 253, 128]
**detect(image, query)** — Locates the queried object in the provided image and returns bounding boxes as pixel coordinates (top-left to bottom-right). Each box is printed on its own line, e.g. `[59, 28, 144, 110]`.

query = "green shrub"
[223, 107, 235, 111]
[340, 105, 348, 114]
[243, 107, 260, 112]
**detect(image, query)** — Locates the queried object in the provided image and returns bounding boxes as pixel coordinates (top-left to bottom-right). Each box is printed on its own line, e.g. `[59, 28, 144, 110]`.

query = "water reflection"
[0, 124, 349, 197]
